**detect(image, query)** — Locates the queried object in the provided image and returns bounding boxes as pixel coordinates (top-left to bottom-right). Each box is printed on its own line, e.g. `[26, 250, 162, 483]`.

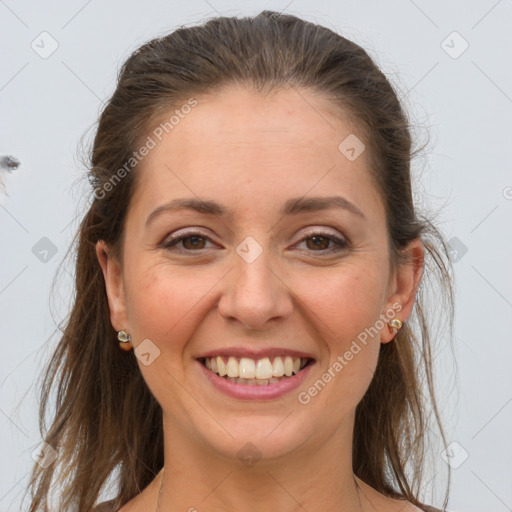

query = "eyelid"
[293, 228, 349, 254]
[161, 227, 218, 249]
[161, 226, 350, 255]
[296, 226, 348, 243]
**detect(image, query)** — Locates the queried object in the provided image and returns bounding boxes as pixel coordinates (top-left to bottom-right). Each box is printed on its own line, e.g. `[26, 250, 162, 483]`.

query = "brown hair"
[24, 10, 454, 511]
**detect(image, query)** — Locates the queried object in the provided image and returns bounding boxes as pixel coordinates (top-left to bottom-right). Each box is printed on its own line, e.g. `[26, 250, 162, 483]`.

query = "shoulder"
[391, 497, 445, 512]
[413, 505, 444, 512]
[395, 502, 443, 512]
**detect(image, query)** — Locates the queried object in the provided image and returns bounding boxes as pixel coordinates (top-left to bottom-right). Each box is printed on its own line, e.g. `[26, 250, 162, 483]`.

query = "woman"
[26, 10, 453, 512]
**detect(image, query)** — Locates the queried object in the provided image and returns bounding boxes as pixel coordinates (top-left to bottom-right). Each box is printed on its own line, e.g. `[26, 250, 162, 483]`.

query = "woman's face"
[97, 86, 420, 462]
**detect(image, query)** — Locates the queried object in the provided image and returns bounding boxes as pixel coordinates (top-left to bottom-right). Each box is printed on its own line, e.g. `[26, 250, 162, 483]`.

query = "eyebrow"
[145, 195, 366, 227]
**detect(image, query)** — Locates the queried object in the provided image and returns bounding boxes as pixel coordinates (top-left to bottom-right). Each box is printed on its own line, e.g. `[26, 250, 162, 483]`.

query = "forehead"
[130, 86, 381, 220]
[165, 85, 358, 152]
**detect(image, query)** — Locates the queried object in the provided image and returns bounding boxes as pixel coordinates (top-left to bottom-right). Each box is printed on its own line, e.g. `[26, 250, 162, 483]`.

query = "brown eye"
[162, 232, 214, 252]
[295, 231, 349, 254]
[305, 235, 330, 251]
[181, 235, 207, 250]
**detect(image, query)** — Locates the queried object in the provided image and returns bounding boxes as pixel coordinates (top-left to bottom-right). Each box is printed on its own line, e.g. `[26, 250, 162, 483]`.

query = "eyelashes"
[161, 229, 350, 255]
[298, 232, 349, 253]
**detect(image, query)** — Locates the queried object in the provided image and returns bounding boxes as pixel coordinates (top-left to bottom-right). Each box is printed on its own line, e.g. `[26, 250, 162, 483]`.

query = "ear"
[96, 240, 129, 332]
[380, 238, 424, 344]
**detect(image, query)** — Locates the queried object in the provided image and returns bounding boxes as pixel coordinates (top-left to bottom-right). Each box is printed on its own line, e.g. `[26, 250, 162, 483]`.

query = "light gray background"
[1, 1, 511, 511]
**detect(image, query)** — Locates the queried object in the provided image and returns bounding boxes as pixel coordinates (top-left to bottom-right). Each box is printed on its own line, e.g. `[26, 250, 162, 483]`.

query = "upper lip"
[196, 347, 315, 360]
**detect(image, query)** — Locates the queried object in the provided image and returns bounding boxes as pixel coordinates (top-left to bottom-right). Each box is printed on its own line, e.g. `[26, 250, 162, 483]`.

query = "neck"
[156, 415, 368, 512]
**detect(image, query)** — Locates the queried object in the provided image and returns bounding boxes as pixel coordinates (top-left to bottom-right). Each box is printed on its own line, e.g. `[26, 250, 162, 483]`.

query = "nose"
[217, 249, 293, 331]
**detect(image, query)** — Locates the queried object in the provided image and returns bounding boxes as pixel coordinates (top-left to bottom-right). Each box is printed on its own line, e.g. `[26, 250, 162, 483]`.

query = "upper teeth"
[204, 356, 306, 379]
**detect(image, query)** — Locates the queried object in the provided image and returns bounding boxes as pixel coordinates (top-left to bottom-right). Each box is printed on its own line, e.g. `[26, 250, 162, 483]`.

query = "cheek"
[291, 263, 386, 404]
[123, 264, 205, 347]
[123, 262, 234, 359]
[122, 264, 219, 411]
[291, 260, 388, 346]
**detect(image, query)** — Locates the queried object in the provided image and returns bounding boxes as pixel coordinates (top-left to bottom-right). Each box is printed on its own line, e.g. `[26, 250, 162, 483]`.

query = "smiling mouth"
[200, 355, 312, 385]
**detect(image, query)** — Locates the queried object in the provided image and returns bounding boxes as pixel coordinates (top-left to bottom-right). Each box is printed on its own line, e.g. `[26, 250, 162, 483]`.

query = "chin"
[194, 412, 316, 465]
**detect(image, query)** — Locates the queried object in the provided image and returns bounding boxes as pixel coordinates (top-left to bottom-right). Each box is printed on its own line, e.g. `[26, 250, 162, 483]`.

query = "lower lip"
[198, 360, 315, 400]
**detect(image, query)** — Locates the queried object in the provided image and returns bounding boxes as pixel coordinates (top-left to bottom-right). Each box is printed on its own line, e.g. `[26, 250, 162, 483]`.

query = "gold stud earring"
[118, 330, 132, 351]
[388, 318, 403, 333]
